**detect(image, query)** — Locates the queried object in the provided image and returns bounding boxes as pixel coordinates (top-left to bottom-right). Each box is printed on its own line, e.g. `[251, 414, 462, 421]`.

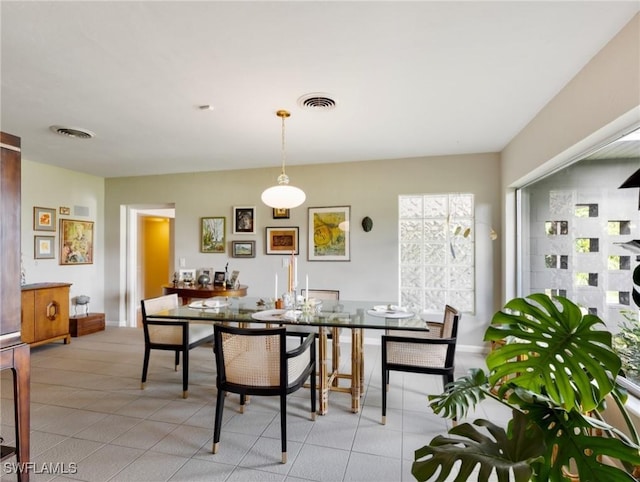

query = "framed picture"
[179, 268, 196, 283]
[201, 217, 225, 253]
[34, 206, 56, 231]
[213, 271, 226, 286]
[229, 270, 240, 287]
[60, 219, 94, 265]
[308, 206, 351, 261]
[266, 226, 299, 255]
[233, 206, 256, 234]
[232, 240, 256, 258]
[34, 235, 55, 259]
[59, 206, 71, 215]
[272, 208, 290, 219]
[198, 267, 214, 279]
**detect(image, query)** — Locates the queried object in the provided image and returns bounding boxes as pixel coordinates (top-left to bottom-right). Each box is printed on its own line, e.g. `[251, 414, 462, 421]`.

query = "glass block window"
[545, 220, 569, 235]
[608, 255, 631, 270]
[608, 220, 631, 235]
[575, 238, 599, 253]
[399, 193, 474, 313]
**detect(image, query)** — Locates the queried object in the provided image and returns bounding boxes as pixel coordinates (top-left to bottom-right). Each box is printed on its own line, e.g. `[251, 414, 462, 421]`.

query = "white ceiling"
[1, 1, 639, 178]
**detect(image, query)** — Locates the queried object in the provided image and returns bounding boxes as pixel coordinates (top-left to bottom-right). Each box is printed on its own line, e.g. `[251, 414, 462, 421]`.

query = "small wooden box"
[69, 312, 105, 337]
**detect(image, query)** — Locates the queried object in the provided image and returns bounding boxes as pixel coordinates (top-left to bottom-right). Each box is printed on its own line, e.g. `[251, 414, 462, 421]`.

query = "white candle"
[294, 254, 298, 288]
[274, 273, 278, 300]
[305, 275, 309, 301]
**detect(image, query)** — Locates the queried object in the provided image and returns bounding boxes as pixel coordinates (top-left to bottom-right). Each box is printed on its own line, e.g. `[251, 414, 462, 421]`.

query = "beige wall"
[21, 159, 105, 313]
[105, 153, 501, 348]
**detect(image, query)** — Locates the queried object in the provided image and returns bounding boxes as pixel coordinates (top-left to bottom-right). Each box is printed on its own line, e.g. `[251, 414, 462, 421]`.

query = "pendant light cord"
[277, 110, 291, 178]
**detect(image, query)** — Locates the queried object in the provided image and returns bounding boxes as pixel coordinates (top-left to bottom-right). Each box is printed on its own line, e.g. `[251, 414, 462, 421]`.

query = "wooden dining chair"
[381, 305, 460, 424]
[140, 294, 214, 398]
[212, 324, 316, 463]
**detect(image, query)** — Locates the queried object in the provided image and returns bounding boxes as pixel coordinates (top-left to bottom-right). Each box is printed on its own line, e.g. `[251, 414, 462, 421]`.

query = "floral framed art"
[201, 217, 226, 253]
[60, 219, 94, 265]
[34, 235, 55, 259]
[308, 206, 351, 261]
[34, 206, 56, 231]
[266, 227, 299, 255]
[232, 240, 256, 258]
[233, 206, 256, 234]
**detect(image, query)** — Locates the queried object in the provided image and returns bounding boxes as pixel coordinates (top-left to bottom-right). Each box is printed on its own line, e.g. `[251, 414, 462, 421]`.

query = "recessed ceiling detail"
[49, 126, 95, 139]
[297, 93, 336, 111]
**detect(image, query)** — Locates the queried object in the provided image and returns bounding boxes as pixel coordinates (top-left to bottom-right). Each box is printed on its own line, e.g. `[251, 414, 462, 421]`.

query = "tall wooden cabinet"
[21, 283, 72, 347]
[0, 132, 30, 480]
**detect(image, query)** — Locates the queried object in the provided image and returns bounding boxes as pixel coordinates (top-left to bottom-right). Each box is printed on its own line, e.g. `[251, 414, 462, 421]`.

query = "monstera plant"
[413, 294, 640, 482]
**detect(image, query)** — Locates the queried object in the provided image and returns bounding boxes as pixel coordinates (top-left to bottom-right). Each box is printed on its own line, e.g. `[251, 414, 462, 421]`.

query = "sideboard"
[21, 283, 72, 347]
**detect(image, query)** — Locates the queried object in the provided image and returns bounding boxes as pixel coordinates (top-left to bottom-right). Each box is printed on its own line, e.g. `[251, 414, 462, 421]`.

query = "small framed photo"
[233, 206, 256, 234]
[201, 217, 226, 253]
[213, 271, 226, 286]
[308, 205, 351, 261]
[266, 226, 299, 255]
[179, 269, 196, 283]
[229, 270, 240, 287]
[34, 235, 55, 259]
[198, 267, 214, 279]
[232, 240, 256, 258]
[272, 208, 290, 219]
[59, 206, 71, 215]
[34, 206, 56, 231]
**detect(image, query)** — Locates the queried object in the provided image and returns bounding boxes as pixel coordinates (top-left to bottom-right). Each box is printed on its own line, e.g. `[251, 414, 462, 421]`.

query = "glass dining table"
[146, 297, 432, 415]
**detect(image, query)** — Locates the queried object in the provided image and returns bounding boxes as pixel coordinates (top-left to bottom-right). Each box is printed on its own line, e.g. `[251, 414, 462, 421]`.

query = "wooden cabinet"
[21, 283, 72, 347]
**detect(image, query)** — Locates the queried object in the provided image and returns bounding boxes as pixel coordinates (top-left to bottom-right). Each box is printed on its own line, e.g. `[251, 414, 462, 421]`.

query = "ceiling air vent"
[297, 93, 337, 111]
[50, 125, 95, 139]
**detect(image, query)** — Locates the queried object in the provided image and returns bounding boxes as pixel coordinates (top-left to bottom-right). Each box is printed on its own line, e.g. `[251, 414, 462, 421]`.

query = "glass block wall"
[399, 194, 475, 313]
[518, 157, 639, 331]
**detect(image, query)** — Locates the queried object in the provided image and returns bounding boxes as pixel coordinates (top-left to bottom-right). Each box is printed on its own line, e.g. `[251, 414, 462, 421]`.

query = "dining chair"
[293, 289, 342, 378]
[212, 324, 316, 464]
[140, 293, 214, 398]
[381, 305, 460, 424]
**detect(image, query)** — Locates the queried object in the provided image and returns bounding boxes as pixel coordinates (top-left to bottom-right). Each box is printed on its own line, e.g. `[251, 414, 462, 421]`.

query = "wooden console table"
[162, 284, 248, 305]
[0, 343, 30, 481]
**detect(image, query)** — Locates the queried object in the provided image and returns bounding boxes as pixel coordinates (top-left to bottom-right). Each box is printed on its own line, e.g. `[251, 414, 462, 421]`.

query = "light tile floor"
[1, 328, 510, 481]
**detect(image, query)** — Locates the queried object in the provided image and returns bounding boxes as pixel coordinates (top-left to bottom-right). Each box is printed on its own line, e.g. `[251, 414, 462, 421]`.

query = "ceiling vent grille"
[50, 126, 95, 139]
[298, 93, 336, 111]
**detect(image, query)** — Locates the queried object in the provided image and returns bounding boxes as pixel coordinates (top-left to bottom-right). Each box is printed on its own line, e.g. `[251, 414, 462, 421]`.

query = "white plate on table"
[188, 299, 228, 309]
[252, 309, 302, 322]
[367, 306, 414, 319]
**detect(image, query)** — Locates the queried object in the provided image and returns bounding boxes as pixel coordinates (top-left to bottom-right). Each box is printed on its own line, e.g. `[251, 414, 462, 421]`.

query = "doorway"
[124, 205, 175, 327]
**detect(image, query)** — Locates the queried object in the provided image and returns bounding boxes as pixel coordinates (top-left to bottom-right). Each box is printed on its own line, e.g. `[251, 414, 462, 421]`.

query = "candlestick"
[293, 253, 298, 288]
[274, 273, 278, 300]
[305, 275, 309, 301]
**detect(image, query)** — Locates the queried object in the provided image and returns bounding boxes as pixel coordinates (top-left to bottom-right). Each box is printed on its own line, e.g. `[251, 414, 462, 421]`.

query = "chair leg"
[280, 393, 287, 464]
[310, 363, 317, 421]
[381, 366, 387, 425]
[174, 351, 180, 371]
[240, 394, 246, 414]
[212, 389, 225, 454]
[182, 349, 189, 399]
[141, 347, 150, 389]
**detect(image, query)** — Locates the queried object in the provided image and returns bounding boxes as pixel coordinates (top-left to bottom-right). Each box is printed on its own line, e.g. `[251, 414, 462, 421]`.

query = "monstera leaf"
[504, 387, 640, 481]
[412, 410, 545, 482]
[428, 368, 490, 420]
[485, 294, 620, 413]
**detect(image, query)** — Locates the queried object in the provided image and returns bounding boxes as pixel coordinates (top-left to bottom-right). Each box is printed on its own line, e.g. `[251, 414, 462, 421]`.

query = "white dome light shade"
[261, 184, 306, 209]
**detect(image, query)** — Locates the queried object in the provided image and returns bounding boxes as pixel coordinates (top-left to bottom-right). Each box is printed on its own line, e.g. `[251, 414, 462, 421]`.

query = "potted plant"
[413, 294, 640, 481]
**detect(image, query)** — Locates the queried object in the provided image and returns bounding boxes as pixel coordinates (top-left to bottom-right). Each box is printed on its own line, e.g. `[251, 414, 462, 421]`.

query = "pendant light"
[261, 109, 306, 209]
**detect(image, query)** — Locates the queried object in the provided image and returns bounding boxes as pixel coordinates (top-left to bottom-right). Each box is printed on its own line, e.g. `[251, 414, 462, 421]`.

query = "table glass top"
[149, 297, 433, 331]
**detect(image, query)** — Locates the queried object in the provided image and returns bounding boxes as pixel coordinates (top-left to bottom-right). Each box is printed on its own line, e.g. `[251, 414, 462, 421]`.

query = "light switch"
[179, 257, 186, 268]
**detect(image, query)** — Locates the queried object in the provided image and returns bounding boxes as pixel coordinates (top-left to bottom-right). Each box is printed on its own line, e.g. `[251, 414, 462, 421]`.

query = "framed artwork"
[59, 206, 71, 215]
[266, 226, 299, 255]
[233, 206, 256, 234]
[60, 219, 94, 265]
[272, 208, 290, 219]
[201, 217, 226, 253]
[179, 268, 196, 283]
[34, 206, 56, 231]
[213, 271, 226, 286]
[229, 270, 240, 287]
[198, 267, 214, 279]
[34, 235, 55, 259]
[232, 240, 256, 258]
[308, 206, 351, 261]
